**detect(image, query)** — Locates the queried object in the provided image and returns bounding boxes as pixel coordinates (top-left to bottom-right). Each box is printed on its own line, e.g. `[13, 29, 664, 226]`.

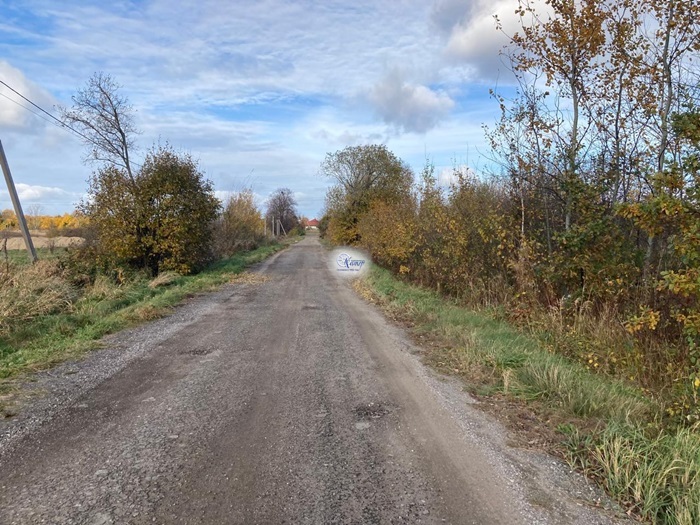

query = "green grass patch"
[0, 243, 284, 390]
[0, 246, 68, 267]
[562, 423, 700, 525]
[357, 266, 700, 524]
[360, 266, 650, 425]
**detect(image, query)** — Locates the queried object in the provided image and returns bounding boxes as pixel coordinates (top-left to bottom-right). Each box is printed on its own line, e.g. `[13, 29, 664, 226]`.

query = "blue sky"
[0, 0, 520, 218]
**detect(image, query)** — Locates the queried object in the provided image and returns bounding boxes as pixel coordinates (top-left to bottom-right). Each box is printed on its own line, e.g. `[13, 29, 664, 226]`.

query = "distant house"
[306, 218, 319, 230]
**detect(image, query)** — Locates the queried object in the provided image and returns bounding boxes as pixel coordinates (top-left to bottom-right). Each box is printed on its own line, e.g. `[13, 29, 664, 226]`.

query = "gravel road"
[0, 235, 630, 524]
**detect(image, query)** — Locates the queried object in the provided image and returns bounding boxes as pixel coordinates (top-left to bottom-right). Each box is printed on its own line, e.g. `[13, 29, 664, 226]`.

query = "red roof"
[307, 218, 319, 226]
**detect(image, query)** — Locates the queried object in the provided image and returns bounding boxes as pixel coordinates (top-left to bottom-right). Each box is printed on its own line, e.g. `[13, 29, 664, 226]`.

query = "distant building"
[306, 218, 319, 229]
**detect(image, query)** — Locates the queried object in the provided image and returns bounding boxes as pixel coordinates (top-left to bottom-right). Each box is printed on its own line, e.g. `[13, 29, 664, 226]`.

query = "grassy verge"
[0, 243, 285, 401]
[356, 266, 700, 525]
[0, 247, 68, 267]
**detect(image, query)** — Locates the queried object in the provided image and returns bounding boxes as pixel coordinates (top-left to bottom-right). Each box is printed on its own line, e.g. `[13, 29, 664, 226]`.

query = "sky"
[0, 0, 522, 219]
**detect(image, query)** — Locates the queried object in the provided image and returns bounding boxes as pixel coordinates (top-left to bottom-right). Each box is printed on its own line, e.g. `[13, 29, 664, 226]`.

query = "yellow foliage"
[625, 306, 661, 334]
[1, 211, 88, 232]
[216, 190, 264, 256]
[357, 199, 416, 271]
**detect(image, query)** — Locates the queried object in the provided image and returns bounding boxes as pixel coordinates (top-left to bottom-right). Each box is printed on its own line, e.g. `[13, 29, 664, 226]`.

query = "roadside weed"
[357, 266, 700, 524]
[563, 423, 700, 525]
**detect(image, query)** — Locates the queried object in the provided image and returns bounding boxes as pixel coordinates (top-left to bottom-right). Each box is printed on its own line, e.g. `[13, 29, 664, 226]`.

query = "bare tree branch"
[59, 72, 139, 181]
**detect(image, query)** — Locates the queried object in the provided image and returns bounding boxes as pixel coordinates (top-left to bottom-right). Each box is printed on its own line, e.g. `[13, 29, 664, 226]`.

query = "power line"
[0, 78, 141, 170]
[0, 78, 91, 141]
[0, 80, 65, 126]
[0, 91, 58, 128]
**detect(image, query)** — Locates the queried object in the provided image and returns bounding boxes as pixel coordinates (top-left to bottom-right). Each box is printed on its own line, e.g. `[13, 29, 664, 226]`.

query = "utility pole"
[0, 140, 37, 262]
[277, 219, 287, 236]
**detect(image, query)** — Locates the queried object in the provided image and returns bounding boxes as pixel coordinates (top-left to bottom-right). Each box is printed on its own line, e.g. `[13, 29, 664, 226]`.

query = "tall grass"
[525, 297, 681, 395]
[0, 260, 77, 333]
[563, 423, 700, 525]
[357, 266, 700, 524]
[358, 266, 651, 425]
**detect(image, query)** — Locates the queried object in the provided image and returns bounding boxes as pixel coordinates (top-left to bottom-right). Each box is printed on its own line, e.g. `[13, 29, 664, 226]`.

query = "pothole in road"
[180, 347, 212, 356]
[354, 402, 389, 421]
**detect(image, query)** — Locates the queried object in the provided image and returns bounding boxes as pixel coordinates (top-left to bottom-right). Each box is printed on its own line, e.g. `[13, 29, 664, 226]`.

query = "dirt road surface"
[0, 236, 628, 524]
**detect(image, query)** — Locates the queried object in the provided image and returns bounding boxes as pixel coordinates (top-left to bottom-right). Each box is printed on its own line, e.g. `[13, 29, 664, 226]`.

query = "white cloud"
[4, 183, 71, 202]
[214, 190, 235, 204]
[431, 0, 521, 82]
[0, 0, 509, 218]
[438, 167, 459, 186]
[16, 183, 71, 201]
[32, 0, 440, 109]
[311, 128, 386, 147]
[430, 0, 472, 34]
[368, 70, 455, 133]
[437, 165, 476, 186]
[0, 61, 57, 131]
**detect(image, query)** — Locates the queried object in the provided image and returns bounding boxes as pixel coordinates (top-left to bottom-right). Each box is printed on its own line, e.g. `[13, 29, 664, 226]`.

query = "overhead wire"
[0, 78, 141, 170]
[0, 91, 59, 128]
[0, 79, 96, 145]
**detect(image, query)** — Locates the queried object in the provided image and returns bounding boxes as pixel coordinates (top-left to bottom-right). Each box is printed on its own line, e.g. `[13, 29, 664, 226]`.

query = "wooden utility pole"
[0, 140, 38, 262]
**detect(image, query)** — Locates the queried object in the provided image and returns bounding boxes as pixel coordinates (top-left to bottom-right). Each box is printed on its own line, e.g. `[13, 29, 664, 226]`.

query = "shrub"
[215, 190, 264, 256]
[81, 145, 220, 275]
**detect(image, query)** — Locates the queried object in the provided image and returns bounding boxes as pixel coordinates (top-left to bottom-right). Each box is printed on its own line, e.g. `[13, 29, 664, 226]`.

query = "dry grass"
[2, 236, 83, 249]
[0, 260, 77, 335]
[84, 275, 124, 300]
[521, 296, 695, 416]
[148, 271, 181, 289]
[565, 422, 700, 525]
[128, 303, 171, 322]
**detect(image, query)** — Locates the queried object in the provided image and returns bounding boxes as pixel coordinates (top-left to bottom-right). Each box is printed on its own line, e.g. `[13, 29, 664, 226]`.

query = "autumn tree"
[489, 0, 700, 298]
[591, 0, 649, 208]
[63, 75, 222, 275]
[661, 110, 700, 350]
[216, 190, 264, 255]
[23, 204, 42, 230]
[486, 0, 700, 349]
[321, 144, 414, 245]
[60, 73, 138, 180]
[1, 209, 17, 230]
[62, 73, 146, 265]
[82, 145, 220, 275]
[511, 0, 608, 233]
[410, 165, 453, 292]
[265, 188, 298, 234]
